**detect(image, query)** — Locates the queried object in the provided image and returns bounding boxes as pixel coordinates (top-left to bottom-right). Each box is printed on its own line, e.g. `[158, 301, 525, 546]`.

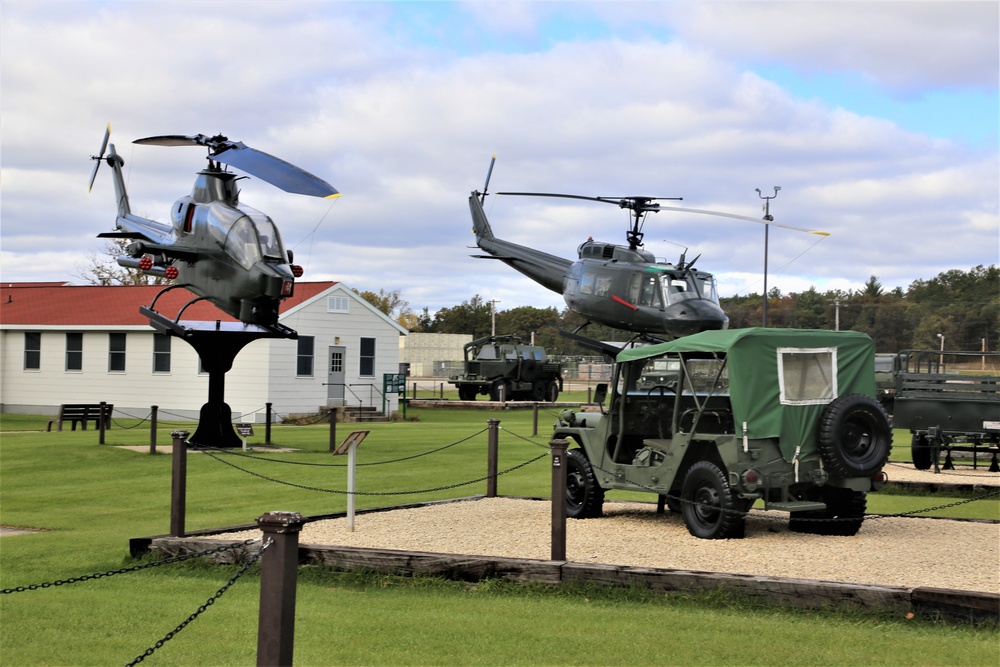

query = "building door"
[327, 346, 346, 405]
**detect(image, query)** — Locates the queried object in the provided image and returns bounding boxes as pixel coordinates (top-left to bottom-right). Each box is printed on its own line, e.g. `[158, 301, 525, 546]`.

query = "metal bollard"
[486, 418, 500, 497]
[170, 430, 189, 537]
[550, 438, 568, 561]
[256, 511, 304, 667]
[149, 405, 158, 455]
[265, 402, 272, 446]
[98, 401, 108, 445]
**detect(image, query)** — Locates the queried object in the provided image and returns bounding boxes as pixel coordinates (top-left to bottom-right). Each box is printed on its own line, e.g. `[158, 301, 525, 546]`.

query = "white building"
[0, 282, 408, 422]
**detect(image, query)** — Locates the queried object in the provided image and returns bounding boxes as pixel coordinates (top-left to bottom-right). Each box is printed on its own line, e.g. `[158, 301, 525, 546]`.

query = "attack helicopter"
[469, 158, 827, 339]
[88, 124, 339, 326]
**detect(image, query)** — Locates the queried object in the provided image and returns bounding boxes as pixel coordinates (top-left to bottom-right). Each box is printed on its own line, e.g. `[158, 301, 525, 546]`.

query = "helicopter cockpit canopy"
[204, 203, 287, 270]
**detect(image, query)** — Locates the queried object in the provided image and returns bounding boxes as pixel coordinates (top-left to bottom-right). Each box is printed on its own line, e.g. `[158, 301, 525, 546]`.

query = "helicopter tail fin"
[89, 124, 132, 219]
[469, 192, 494, 242]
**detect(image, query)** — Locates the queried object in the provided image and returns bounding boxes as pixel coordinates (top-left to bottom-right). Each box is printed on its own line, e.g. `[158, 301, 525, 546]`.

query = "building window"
[66, 333, 83, 371]
[327, 296, 349, 313]
[24, 332, 41, 370]
[109, 333, 127, 372]
[297, 336, 314, 377]
[153, 334, 171, 373]
[359, 337, 375, 377]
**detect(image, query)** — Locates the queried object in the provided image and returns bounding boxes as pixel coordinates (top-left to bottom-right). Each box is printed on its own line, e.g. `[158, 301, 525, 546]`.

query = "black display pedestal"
[142, 308, 296, 448]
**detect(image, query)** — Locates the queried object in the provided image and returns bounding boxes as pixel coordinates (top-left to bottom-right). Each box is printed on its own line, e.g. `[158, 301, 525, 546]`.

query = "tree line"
[363, 266, 998, 356]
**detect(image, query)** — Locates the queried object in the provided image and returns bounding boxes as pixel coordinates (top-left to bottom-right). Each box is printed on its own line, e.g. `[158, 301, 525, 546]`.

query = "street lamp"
[755, 186, 780, 327]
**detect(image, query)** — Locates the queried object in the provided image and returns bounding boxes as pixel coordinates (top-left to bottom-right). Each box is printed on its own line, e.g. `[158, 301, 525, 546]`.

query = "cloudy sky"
[2, 1, 997, 316]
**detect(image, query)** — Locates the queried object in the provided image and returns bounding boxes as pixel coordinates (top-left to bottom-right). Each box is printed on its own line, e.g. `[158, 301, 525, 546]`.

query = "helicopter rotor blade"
[133, 134, 209, 147]
[210, 143, 340, 198]
[133, 133, 339, 199]
[498, 192, 679, 211]
[655, 205, 829, 236]
[88, 123, 111, 193]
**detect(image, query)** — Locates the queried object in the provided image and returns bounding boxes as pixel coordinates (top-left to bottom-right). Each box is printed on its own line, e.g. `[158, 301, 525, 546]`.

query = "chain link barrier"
[124, 538, 271, 667]
[194, 428, 489, 468]
[1, 539, 261, 595]
[196, 445, 548, 496]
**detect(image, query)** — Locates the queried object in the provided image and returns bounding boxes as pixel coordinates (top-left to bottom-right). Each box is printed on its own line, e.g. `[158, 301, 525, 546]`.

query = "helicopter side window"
[594, 275, 613, 297]
[580, 272, 596, 295]
[253, 216, 286, 259]
[662, 275, 701, 304]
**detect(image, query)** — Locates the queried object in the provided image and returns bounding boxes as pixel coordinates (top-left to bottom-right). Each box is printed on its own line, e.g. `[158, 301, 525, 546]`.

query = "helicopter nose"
[664, 299, 729, 336]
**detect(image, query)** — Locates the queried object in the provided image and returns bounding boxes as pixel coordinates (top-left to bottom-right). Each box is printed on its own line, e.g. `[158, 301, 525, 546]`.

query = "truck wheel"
[531, 381, 546, 402]
[546, 381, 560, 402]
[680, 461, 747, 539]
[788, 486, 868, 536]
[566, 449, 604, 518]
[789, 487, 867, 536]
[911, 433, 934, 470]
[458, 386, 477, 401]
[489, 381, 509, 402]
[818, 394, 892, 478]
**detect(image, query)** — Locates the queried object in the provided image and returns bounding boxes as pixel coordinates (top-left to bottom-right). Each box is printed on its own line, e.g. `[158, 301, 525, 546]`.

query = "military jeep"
[553, 328, 892, 539]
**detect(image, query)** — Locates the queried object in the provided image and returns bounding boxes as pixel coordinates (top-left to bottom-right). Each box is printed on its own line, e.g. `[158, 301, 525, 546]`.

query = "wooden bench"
[46, 404, 114, 432]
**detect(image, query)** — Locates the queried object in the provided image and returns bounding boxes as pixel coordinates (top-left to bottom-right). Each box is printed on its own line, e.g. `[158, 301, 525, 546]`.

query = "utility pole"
[755, 187, 780, 327]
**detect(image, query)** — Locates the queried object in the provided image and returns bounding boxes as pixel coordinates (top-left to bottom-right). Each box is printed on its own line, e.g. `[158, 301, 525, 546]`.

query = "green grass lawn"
[1, 409, 997, 665]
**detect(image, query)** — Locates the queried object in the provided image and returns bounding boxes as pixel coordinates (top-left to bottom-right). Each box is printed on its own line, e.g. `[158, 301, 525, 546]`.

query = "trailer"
[892, 349, 1000, 471]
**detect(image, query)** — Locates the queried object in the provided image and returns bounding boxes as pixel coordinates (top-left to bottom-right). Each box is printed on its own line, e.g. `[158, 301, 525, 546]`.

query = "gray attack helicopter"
[88, 124, 339, 326]
[469, 158, 827, 339]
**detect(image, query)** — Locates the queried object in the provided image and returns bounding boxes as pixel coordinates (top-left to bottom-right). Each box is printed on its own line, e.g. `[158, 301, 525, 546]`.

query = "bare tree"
[72, 238, 168, 286]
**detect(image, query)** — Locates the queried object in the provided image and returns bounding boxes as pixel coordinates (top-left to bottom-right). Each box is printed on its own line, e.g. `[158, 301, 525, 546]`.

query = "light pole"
[489, 299, 500, 336]
[755, 187, 780, 327]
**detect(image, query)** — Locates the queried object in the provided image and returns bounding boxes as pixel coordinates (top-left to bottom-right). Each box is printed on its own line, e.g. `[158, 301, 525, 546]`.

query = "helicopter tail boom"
[468, 193, 571, 294]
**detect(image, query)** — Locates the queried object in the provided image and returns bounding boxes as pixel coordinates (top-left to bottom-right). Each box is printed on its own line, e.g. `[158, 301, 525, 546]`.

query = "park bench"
[46, 403, 114, 432]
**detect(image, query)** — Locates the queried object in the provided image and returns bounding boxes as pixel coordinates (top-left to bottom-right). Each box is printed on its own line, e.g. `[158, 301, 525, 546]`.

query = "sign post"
[235, 423, 254, 451]
[332, 430, 369, 531]
[383, 372, 406, 419]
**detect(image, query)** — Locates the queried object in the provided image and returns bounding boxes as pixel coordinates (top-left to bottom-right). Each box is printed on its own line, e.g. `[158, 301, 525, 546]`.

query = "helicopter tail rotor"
[88, 123, 111, 192]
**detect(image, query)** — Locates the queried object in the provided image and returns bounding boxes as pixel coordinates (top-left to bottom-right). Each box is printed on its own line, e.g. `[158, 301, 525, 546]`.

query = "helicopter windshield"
[661, 273, 720, 305]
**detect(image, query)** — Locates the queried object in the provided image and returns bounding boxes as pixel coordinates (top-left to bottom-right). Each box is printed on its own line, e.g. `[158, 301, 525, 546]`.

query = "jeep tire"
[680, 460, 748, 539]
[818, 394, 892, 477]
[565, 449, 605, 518]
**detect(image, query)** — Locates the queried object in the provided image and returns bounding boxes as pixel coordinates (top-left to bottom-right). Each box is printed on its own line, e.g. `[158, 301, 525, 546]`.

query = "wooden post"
[439, 382, 444, 399]
[486, 418, 500, 498]
[98, 401, 107, 445]
[265, 402, 272, 446]
[170, 430, 189, 537]
[532, 403, 539, 436]
[550, 438, 568, 561]
[256, 511, 304, 667]
[149, 405, 158, 455]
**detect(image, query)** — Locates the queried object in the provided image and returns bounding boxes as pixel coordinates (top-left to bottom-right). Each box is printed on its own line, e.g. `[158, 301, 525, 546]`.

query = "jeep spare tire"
[818, 393, 892, 477]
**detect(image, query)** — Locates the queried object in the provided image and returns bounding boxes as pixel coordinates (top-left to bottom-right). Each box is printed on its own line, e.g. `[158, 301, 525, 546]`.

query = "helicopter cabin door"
[327, 346, 346, 406]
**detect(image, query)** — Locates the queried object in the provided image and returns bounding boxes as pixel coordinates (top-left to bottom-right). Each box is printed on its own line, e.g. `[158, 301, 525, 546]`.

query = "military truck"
[554, 328, 892, 539]
[449, 334, 563, 402]
[892, 349, 1000, 471]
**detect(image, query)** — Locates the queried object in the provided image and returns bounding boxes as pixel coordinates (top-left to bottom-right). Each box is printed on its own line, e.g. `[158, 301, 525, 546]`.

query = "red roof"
[0, 282, 337, 326]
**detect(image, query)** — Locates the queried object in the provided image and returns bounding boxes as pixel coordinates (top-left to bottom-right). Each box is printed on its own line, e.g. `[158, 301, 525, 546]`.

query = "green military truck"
[553, 328, 892, 539]
[892, 349, 1000, 471]
[449, 334, 563, 402]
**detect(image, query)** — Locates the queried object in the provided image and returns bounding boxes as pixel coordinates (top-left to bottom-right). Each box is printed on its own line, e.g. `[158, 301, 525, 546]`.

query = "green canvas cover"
[617, 328, 876, 461]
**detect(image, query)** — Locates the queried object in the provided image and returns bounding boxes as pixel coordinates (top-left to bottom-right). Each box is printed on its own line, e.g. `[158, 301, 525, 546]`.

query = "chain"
[500, 426, 556, 449]
[870, 488, 1000, 518]
[199, 447, 549, 495]
[1, 538, 261, 595]
[124, 538, 271, 666]
[193, 428, 489, 467]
